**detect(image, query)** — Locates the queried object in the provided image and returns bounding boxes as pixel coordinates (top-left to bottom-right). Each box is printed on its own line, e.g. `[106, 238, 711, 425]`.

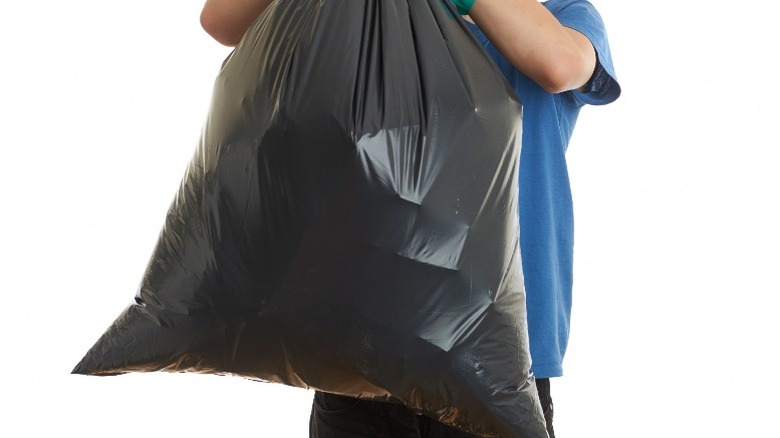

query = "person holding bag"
[199, 1, 621, 436]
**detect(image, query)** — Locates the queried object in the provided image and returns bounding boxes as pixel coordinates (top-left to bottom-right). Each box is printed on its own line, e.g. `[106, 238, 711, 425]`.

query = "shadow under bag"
[73, 0, 548, 436]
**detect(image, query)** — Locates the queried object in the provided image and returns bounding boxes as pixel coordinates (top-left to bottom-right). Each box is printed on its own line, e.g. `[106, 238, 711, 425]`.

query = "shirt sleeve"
[544, 0, 621, 105]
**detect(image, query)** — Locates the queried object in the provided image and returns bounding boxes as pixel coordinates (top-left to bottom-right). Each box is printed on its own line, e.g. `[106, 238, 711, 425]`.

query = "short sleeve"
[545, 0, 621, 105]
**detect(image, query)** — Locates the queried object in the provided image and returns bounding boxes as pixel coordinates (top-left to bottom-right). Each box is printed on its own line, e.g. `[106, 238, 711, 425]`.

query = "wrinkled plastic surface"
[73, 0, 547, 436]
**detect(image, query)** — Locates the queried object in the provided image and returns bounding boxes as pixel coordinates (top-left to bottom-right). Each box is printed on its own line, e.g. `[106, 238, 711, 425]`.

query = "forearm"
[467, 0, 596, 93]
[200, 0, 274, 47]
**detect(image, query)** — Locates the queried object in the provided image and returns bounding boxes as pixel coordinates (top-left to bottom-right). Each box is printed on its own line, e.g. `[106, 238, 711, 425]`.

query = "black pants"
[309, 378, 555, 437]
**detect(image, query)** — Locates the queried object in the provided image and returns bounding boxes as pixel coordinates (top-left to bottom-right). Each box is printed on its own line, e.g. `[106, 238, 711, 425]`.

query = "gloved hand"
[450, 0, 475, 15]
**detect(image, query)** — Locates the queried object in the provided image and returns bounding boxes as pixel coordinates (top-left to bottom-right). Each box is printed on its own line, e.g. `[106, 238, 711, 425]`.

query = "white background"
[2, 1, 779, 437]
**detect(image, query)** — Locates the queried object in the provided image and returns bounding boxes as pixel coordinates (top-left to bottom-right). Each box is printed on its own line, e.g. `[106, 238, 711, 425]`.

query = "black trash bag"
[73, 0, 548, 436]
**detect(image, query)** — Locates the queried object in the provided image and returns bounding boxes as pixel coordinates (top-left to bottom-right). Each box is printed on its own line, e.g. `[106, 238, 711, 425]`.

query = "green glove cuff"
[450, 0, 475, 15]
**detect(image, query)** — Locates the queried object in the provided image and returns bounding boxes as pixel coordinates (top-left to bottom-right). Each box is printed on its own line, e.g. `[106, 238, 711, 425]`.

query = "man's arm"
[466, 0, 596, 93]
[200, 0, 274, 47]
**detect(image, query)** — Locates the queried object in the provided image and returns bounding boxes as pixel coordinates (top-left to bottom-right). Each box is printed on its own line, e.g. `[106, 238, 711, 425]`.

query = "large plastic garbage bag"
[73, 0, 548, 436]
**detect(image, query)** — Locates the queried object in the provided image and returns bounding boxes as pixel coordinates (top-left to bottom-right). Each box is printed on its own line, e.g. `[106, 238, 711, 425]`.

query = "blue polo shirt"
[466, 0, 620, 378]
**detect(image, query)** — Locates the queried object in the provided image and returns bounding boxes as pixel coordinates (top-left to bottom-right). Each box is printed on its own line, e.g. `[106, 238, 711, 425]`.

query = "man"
[200, 0, 620, 435]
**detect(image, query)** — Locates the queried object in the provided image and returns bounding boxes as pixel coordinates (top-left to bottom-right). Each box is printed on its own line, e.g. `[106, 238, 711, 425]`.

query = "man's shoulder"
[545, 0, 620, 105]
[542, 0, 599, 15]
